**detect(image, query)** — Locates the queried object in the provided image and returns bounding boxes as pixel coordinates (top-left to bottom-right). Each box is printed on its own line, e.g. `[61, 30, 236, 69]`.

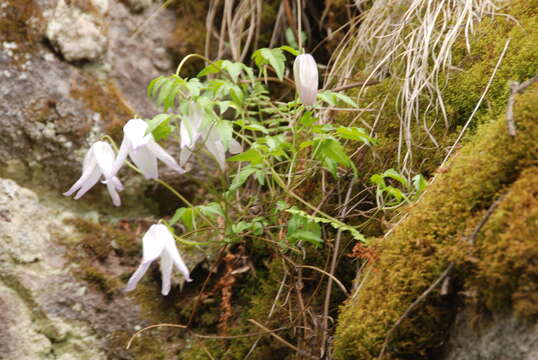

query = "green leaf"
[222, 60, 243, 82]
[288, 230, 323, 247]
[334, 92, 358, 107]
[146, 114, 174, 141]
[147, 76, 167, 98]
[412, 174, 427, 194]
[171, 208, 196, 231]
[215, 120, 233, 149]
[316, 139, 352, 167]
[197, 60, 224, 77]
[229, 166, 258, 191]
[285, 207, 366, 242]
[253, 48, 286, 80]
[336, 127, 375, 145]
[317, 90, 357, 107]
[279, 44, 299, 56]
[227, 148, 264, 165]
[370, 173, 385, 187]
[382, 169, 409, 188]
[299, 111, 316, 127]
[199, 202, 224, 218]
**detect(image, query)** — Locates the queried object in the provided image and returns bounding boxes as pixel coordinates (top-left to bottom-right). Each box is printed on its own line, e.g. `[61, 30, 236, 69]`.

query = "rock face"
[46, 0, 109, 62]
[0, 0, 177, 193]
[0, 178, 107, 359]
[441, 310, 538, 360]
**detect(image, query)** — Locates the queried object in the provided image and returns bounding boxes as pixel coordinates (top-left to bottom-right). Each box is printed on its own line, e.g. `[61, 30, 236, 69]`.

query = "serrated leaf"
[253, 48, 286, 81]
[199, 202, 224, 218]
[197, 60, 224, 77]
[171, 207, 196, 231]
[336, 127, 375, 145]
[148, 76, 167, 98]
[229, 166, 257, 191]
[227, 148, 264, 165]
[222, 60, 243, 82]
[146, 114, 173, 141]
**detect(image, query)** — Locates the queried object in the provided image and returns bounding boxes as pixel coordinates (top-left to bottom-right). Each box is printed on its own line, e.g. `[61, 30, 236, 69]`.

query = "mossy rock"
[333, 74, 538, 360]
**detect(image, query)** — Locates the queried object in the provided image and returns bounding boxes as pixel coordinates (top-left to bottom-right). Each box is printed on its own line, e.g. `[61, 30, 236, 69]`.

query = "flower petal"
[106, 181, 121, 207]
[179, 146, 193, 167]
[162, 233, 192, 283]
[205, 139, 226, 170]
[294, 54, 319, 106]
[142, 224, 167, 262]
[107, 137, 130, 180]
[92, 141, 116, 179]
[159, 251, 174, 296]
[73, 165, 102, 200]
[146, 139, 185, 174]
[64, 146, 98, 196]
[124, 261, 152, 292]
[228, 138, 243, 154]
[124, 119, 151, 150]
[129, 146, 159, 179]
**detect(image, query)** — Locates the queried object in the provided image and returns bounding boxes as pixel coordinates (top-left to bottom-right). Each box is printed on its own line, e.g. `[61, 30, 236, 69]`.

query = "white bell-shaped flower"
[125, 224, 192, 296]
[64, 141, 124, 206]
[293, 53, 319, 106]
[179, 104, 242, 170]
[109, 119, 185, 180]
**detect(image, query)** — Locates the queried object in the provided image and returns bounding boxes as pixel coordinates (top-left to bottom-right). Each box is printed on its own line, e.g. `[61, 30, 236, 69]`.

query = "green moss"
[333, 76, 538, 359]
[444, 0, 538, 126]
[463, 149, 538, 319]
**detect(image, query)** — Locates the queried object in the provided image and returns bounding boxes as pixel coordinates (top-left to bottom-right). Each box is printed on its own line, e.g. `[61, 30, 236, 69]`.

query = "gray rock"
[440, 309, 538, 360]
[46, 0, 108, 62]
[0, 178, 107, 359]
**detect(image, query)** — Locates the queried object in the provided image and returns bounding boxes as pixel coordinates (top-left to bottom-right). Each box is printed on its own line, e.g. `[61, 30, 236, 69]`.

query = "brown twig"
[506, 75, 538, 137]
[330, 80, 381, 92]
[248, 319, 317, 359]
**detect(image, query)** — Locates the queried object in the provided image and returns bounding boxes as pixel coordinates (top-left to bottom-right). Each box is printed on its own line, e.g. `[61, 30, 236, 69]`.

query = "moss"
[332, 73, 538, 359]
[443, 0, 538, 127]
[465, 167, 538, 319]
[70, 75, 135, 141]
[0, 0, 43, 59]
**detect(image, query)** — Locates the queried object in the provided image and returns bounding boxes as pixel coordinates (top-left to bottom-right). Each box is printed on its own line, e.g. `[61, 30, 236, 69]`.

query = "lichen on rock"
[46, 0, 108, 62]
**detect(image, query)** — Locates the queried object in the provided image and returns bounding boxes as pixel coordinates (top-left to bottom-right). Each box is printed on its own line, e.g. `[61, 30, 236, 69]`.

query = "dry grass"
[324, 0, 501, 175]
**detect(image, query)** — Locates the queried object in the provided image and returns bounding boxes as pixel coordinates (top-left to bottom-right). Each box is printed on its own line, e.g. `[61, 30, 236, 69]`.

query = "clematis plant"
[293, 53, 319, 106]
[179, 103, 242, 170]
[109, 119, 185, 180]
[125, 224, 192, 296]
[64, 141, 124, 206]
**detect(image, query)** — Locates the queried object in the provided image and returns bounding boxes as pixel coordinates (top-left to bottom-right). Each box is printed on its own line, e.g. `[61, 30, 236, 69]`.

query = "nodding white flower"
[293, 53, 319, 106]
[109, 119, 185, 180]
[125, 224, 192, 296]
[179, 103, 242, 170]
[64, 141, 124, 206]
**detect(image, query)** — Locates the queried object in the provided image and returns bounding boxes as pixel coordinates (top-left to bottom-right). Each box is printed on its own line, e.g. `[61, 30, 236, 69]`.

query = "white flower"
[109, 119, 185, 180]
[64, 141, 124, 206]
[293, 53, 319, 106]
[179, 104, 242, 170]
[125, 224, 192, 296]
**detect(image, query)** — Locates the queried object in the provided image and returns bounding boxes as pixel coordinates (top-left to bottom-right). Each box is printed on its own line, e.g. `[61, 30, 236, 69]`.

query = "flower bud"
[293, 53, 319, 106]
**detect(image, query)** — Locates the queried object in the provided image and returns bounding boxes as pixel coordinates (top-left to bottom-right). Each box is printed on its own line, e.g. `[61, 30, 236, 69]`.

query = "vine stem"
[175, 53, 213, 76]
